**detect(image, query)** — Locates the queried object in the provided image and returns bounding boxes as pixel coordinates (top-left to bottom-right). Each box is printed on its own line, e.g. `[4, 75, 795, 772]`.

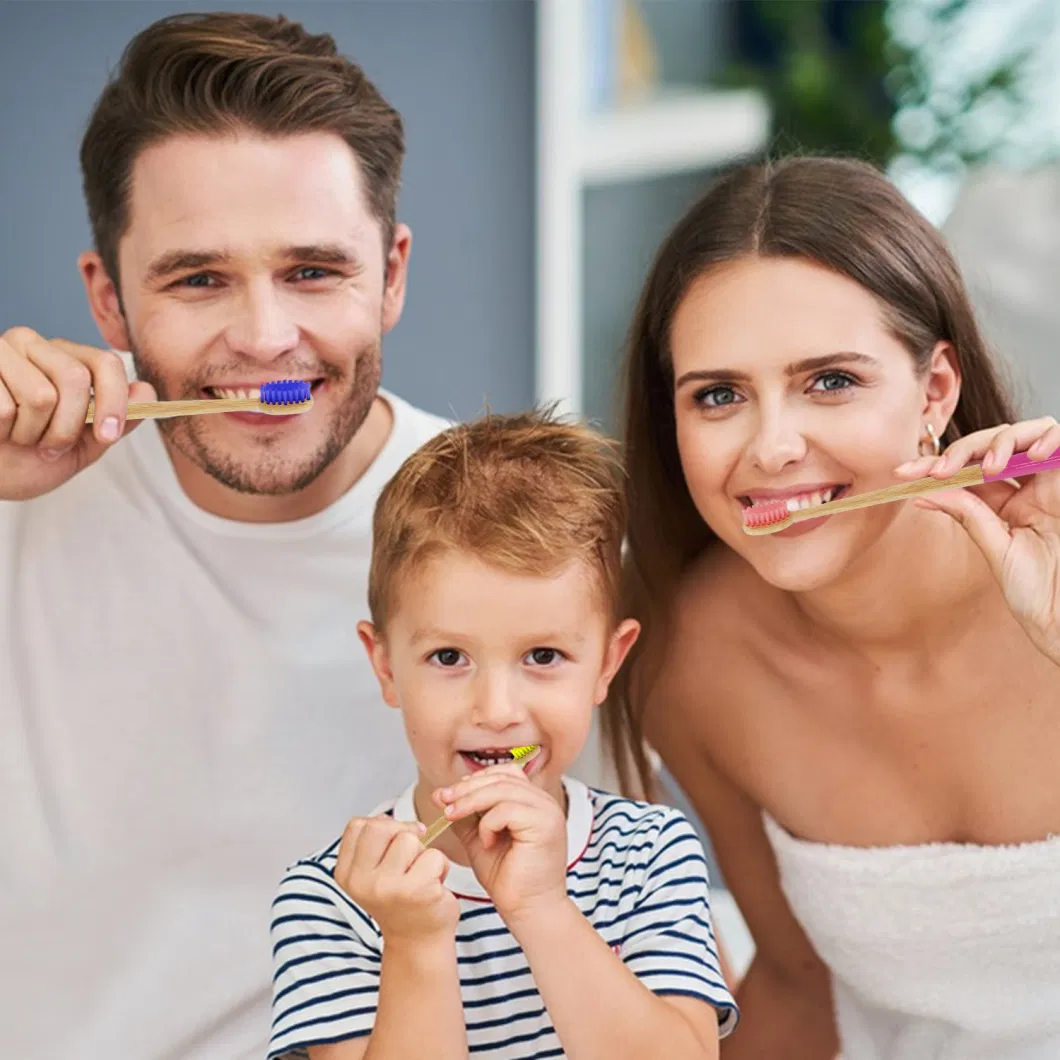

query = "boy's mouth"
[458, 747, 543, 774]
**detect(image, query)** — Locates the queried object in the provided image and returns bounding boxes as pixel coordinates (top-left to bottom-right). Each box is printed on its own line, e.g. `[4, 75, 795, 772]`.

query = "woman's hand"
[895, 415, 1060, 664]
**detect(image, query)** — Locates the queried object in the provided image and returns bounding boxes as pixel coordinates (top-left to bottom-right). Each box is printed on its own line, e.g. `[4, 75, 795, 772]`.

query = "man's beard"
[129, 342, 381, 496]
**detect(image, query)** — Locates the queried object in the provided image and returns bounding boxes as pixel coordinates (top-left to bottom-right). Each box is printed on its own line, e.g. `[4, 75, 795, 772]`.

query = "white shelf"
[534, 0, 771, 416]
[580, 89, 771, 186]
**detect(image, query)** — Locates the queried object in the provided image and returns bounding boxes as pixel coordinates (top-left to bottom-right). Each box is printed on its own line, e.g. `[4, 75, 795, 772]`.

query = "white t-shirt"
[268, 776, 739, 1059]
[0, 390, 451, 1059]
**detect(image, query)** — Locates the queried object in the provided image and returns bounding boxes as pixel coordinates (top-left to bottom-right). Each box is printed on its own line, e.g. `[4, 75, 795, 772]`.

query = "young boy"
[267, 410, 739, 1059]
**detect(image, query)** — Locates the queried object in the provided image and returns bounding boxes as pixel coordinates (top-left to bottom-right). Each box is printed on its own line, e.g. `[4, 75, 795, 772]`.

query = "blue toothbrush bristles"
[259, 379, 312, 406]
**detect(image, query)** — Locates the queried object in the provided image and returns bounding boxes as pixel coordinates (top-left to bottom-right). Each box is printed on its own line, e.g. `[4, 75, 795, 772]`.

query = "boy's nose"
[471, 672, 527, 728]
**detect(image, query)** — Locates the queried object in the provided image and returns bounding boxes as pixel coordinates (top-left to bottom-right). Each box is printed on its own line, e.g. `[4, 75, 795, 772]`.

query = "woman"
[606, 156, 1060, 1060]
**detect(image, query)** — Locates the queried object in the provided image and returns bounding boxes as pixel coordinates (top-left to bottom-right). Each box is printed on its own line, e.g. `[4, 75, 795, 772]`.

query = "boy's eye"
[527, 647, 561, 666]
[430, 648, 465, 667]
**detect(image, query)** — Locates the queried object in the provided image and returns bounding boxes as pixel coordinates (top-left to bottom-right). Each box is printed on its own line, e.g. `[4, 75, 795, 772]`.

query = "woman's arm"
[648, 718, 838, 1060]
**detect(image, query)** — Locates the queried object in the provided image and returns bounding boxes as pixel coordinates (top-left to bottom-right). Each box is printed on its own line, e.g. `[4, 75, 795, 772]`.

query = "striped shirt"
[269, 775, 739, 1058]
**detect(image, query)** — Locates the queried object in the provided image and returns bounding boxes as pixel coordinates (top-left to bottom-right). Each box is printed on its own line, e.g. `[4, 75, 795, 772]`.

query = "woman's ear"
[356, 620, 400, 708]
[921, 340, 962, 435]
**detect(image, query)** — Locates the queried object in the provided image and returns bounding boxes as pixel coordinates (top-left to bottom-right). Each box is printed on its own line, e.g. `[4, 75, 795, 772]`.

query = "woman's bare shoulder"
[651, 546, 777, 714]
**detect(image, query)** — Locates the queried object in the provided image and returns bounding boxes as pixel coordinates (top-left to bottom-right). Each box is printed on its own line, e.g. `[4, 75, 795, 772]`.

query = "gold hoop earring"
[920, 422, 941, 457]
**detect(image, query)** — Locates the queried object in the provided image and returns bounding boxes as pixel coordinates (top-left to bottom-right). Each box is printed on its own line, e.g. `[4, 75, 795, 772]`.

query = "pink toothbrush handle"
[982, 449, 1060, 483]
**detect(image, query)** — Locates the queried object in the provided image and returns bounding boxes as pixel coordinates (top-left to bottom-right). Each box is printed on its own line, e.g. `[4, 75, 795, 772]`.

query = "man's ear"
[356, 620, 400, 708]
[381, 222, 412, 335]
[593, 618, 641, 705]
[78, 250, 131, 352]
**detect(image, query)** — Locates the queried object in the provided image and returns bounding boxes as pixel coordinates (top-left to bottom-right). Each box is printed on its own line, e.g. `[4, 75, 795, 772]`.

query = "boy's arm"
[269, 823, 469, 1060]
[308, 938, 465, 1060]
[508, 895, 721, 1060]
[506, 811, 736, 1060]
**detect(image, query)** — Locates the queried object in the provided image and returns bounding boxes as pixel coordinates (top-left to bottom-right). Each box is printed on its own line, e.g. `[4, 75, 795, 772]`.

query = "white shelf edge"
[579, 88, 771, 186]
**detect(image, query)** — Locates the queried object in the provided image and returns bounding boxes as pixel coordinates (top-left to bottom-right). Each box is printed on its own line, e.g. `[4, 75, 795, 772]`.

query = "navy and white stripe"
[268, 776, 738, 1058]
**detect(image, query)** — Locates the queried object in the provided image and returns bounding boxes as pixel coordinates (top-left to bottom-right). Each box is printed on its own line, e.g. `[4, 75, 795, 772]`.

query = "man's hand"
[334, 816, 460, 946]
[0, 326, 155, 500]
[434, 763, 569, 924]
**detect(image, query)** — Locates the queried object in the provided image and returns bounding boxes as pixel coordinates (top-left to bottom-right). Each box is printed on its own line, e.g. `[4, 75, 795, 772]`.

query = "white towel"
[761, 812, 1060, 1060]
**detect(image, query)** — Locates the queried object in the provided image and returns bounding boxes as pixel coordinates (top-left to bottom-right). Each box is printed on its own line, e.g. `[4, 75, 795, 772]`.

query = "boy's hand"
[334, 816, 459, 946]
[434, 764, 568, 924]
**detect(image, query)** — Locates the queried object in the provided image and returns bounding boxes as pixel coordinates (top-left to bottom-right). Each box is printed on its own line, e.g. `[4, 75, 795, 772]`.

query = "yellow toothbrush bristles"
[509, 744, 540, 761]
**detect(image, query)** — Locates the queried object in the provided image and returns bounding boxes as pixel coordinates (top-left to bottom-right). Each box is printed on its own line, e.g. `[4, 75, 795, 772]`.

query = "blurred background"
[3, 0, 1059, 979]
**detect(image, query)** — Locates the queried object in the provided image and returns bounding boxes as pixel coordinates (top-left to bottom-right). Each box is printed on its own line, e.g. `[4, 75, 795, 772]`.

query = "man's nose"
[224, 280, 300, 361]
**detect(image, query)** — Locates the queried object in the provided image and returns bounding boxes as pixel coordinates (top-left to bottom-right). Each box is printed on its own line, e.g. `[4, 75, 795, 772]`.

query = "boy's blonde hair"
[368, 407, 626, 628]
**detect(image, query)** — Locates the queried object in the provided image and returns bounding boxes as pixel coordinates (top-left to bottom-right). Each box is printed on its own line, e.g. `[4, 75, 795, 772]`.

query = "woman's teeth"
[746, 486, 843, 511]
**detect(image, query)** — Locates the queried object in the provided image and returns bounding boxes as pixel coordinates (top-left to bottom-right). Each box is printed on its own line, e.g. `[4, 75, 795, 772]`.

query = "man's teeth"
[748, 487, 841, 511]
[209, 386, 259, 400]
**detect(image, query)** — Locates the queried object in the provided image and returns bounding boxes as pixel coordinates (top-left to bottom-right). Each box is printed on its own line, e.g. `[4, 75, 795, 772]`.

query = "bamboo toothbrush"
[743, 448, 1060, 536]
[420, 744, 542, 848]
[84, 379, 313, 423]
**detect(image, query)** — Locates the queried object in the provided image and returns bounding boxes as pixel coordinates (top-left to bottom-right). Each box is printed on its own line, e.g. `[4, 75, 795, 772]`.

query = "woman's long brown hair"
[605, 155, 1019, 801]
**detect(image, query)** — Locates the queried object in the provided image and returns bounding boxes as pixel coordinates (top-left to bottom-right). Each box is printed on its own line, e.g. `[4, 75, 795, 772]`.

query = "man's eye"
[176, 273, 215, 288]
[293, 267, 334, 281]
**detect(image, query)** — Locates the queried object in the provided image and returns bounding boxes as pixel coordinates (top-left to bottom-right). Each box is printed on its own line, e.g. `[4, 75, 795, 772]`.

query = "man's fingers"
[51, 340, 130, 444]
[0, 339, 59, 447]
[24, 335, 93, 455]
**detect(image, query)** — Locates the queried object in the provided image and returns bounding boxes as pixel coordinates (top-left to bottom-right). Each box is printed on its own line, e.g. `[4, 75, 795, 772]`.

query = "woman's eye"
[694, 385, 741, 408]
[813, 371, 856, 392]
[431, 648, 464, 667]
[527, 648, 562, 666]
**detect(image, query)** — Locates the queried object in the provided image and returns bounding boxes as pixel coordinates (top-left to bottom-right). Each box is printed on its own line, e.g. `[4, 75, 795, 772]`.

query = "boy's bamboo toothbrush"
[420, 744, 541, 848]
[84, 379, 313, 423]
[743, 448, 1060, 536]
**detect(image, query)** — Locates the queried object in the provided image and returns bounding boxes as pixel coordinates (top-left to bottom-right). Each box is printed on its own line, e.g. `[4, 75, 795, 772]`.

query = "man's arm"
[507, 894, 722, 1060]
[309, 939, 466, 1060]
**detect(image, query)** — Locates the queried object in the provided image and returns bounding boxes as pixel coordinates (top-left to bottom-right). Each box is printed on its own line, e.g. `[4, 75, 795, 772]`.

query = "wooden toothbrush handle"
[85, 397, 261, 423]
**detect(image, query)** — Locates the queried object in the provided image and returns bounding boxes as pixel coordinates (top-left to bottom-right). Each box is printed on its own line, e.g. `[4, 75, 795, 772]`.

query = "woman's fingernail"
[439, 787, 452, 801]
[100, 416, 121, 441]
[38, 447, 65, 462]
[445, 804, 457, 816]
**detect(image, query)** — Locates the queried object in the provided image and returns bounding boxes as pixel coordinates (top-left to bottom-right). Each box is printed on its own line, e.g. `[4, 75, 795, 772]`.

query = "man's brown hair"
[80, 11, 405, 286]
[368, 408, 628, 630]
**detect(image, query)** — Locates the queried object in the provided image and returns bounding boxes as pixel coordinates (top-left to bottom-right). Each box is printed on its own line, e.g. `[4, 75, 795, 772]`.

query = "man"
[0, 12, 452, 1058]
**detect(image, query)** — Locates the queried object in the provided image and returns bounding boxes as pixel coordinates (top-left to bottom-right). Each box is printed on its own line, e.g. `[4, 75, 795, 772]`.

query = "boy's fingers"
[440, 764, 531, 802]
[444, 779, 541, 822]
[351, 816, 416, 871]
[378, 828, 425, 876]
[407, 848, 450, 886]
[335, 817, 368, 880]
